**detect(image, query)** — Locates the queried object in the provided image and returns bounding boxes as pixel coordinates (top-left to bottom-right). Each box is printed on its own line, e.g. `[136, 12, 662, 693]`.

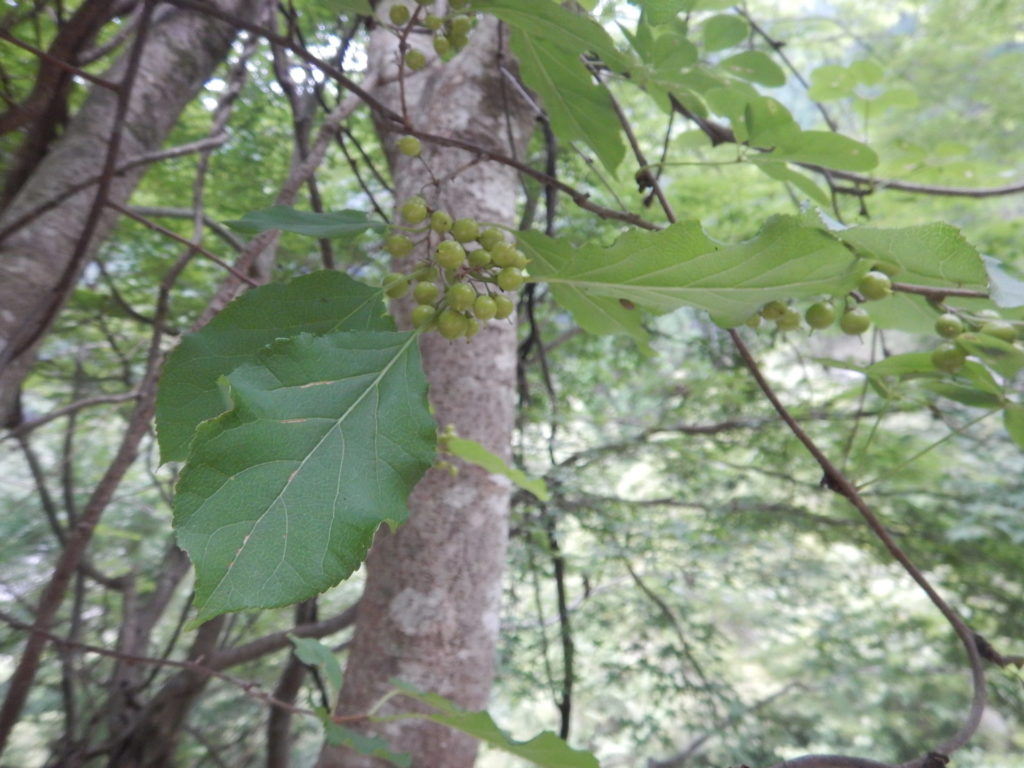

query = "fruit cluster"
[387, 0, 475, 65]
[928, 309, 1018, 373]
[749, 269, 893, 336]
[381, 196, 526, 340]
[748, 268, 1020, 374]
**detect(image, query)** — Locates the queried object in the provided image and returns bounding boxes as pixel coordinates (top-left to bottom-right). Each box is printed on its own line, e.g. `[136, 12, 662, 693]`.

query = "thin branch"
[728, 329, 986, 768]
[0, 134, 230, 244]
[107, 202, 258, 286]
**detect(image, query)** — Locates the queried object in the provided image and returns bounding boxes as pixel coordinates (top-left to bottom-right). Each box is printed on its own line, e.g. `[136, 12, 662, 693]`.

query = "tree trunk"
[0, 0, 262, 428]
[318, 11, 532, 768]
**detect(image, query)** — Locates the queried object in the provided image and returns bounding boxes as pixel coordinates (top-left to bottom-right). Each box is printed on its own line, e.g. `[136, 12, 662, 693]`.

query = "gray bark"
[0, 0, 262, 427]
[318, 11, 533, 768]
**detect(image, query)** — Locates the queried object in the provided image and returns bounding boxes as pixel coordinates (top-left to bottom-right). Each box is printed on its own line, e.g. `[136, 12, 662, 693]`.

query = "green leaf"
[472, 0, 629, 72]
[527, 216, 866, 327]
[829, 222, 988, 333]
[651, 32, 698, 71]
[322, 720, 411, 768]
[719, 51, 786, 86]
[335, 0, 372, 12]
[873, 86, 919, 110]
[225, 206, 385, 239]
[808, 65, 856, 101]
[1003, 403, 1024, 450]
[157, 271, 392, 462]
[388, 680, 599, 768]
[702, 14, 749, 51]
[848, 59, 884, 86]
[983, 255, 1024, 308]
[174, 331, 435, 624]
[744, 96, 800, 146]
[703, 84, 758, 141]
[920, 382, 1004, 409]
[751, 159, 832, 208]
[446, 436, 550, 501]
[767, 130, 879, 172]
[505, 28, 625, 173]
[289, 636, 343, 701]
[518, 231, 652, 352]
[867, 352, 938, 378]
[633, 0, 687, 26]
[955, 332, 1024, 378]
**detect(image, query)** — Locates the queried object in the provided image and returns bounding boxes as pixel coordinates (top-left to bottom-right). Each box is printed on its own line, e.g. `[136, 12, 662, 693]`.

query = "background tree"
[1, 2, 1023, 768]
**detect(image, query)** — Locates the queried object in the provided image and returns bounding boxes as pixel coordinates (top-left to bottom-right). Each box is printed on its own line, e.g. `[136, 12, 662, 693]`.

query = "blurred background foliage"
[2, 0, 1023, 765]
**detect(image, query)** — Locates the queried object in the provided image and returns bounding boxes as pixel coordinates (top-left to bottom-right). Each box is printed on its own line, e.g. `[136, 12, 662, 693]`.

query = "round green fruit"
[435, 240, 465, 269]
[511, 249, 529, 269]
[467, 248, 491, 268]
[840, 307, 871, 335]
[744, 314, 762, 329]
[411, 304, 436, 328]
[430, 210, 453, 233]
[448, 31, 469, 50]
[493, 294, 514, 319]
[388, 4, 410, 25]
[400, 196, 428, 224]
[432, 36, 451, 57]
[760, 300, 787, 320]
[424, 14, 443, 30]
[931, 343, 967, 373]
[934, 313, 964, 339]
[775, 308, 802, 331]
[447, 282, 476, 312]
[385, 233, 413, 257]
[979, 320, 1017, 342]
[413, 281, 439, 305]
[473, 294, 497, 320]
[398, 135, 421, 157]
[478, 228, 504, 250]
[465, 317, 480, 338]
[451, 217, 480, 243]
[490, 242, 516, 268]
[858, 270, 893, 301]
[450, 15, 472, 34]
[805, 302, 835, 329]
[404, 49, 427, 71]
[497, 267, 524, 292]
[437, 308, 468, 340]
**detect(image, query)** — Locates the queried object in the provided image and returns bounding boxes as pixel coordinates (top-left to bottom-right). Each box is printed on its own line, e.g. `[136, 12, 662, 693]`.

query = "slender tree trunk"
[0, 0, 261, 428]
[318, 11, 532, 768]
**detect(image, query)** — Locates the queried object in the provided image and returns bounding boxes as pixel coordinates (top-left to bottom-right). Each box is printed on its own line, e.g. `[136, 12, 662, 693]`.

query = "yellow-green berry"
[412, 304, 436, 328]
[473, 294, 497, 320]
[413, 281, 439, 305]
[430, 210, 453, 233]
[436, 240, 465, 269]
[389, 4, 410, 25]
[447, 282, 476, 312]
[405, 49, 427, 71]
[497, 267, 524, 292]
[493, 294, 514, 319]
[398, 135, 421, 157]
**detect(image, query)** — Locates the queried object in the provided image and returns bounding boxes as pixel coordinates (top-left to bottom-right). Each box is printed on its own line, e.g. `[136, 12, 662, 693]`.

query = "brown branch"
[891, 282, 990, 300]
[6, 392, 139, 438]
[670, 99, 1024, 200]
[0, 0, 155, 374]
[728, 329, 986, 768]
[107, 202, 258, 286]
[0, 135, 230, 244]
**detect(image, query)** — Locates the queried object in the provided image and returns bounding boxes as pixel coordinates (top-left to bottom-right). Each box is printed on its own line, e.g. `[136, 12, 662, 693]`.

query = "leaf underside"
[174, 331, 435, 624]
[157, 270, 391, 462]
